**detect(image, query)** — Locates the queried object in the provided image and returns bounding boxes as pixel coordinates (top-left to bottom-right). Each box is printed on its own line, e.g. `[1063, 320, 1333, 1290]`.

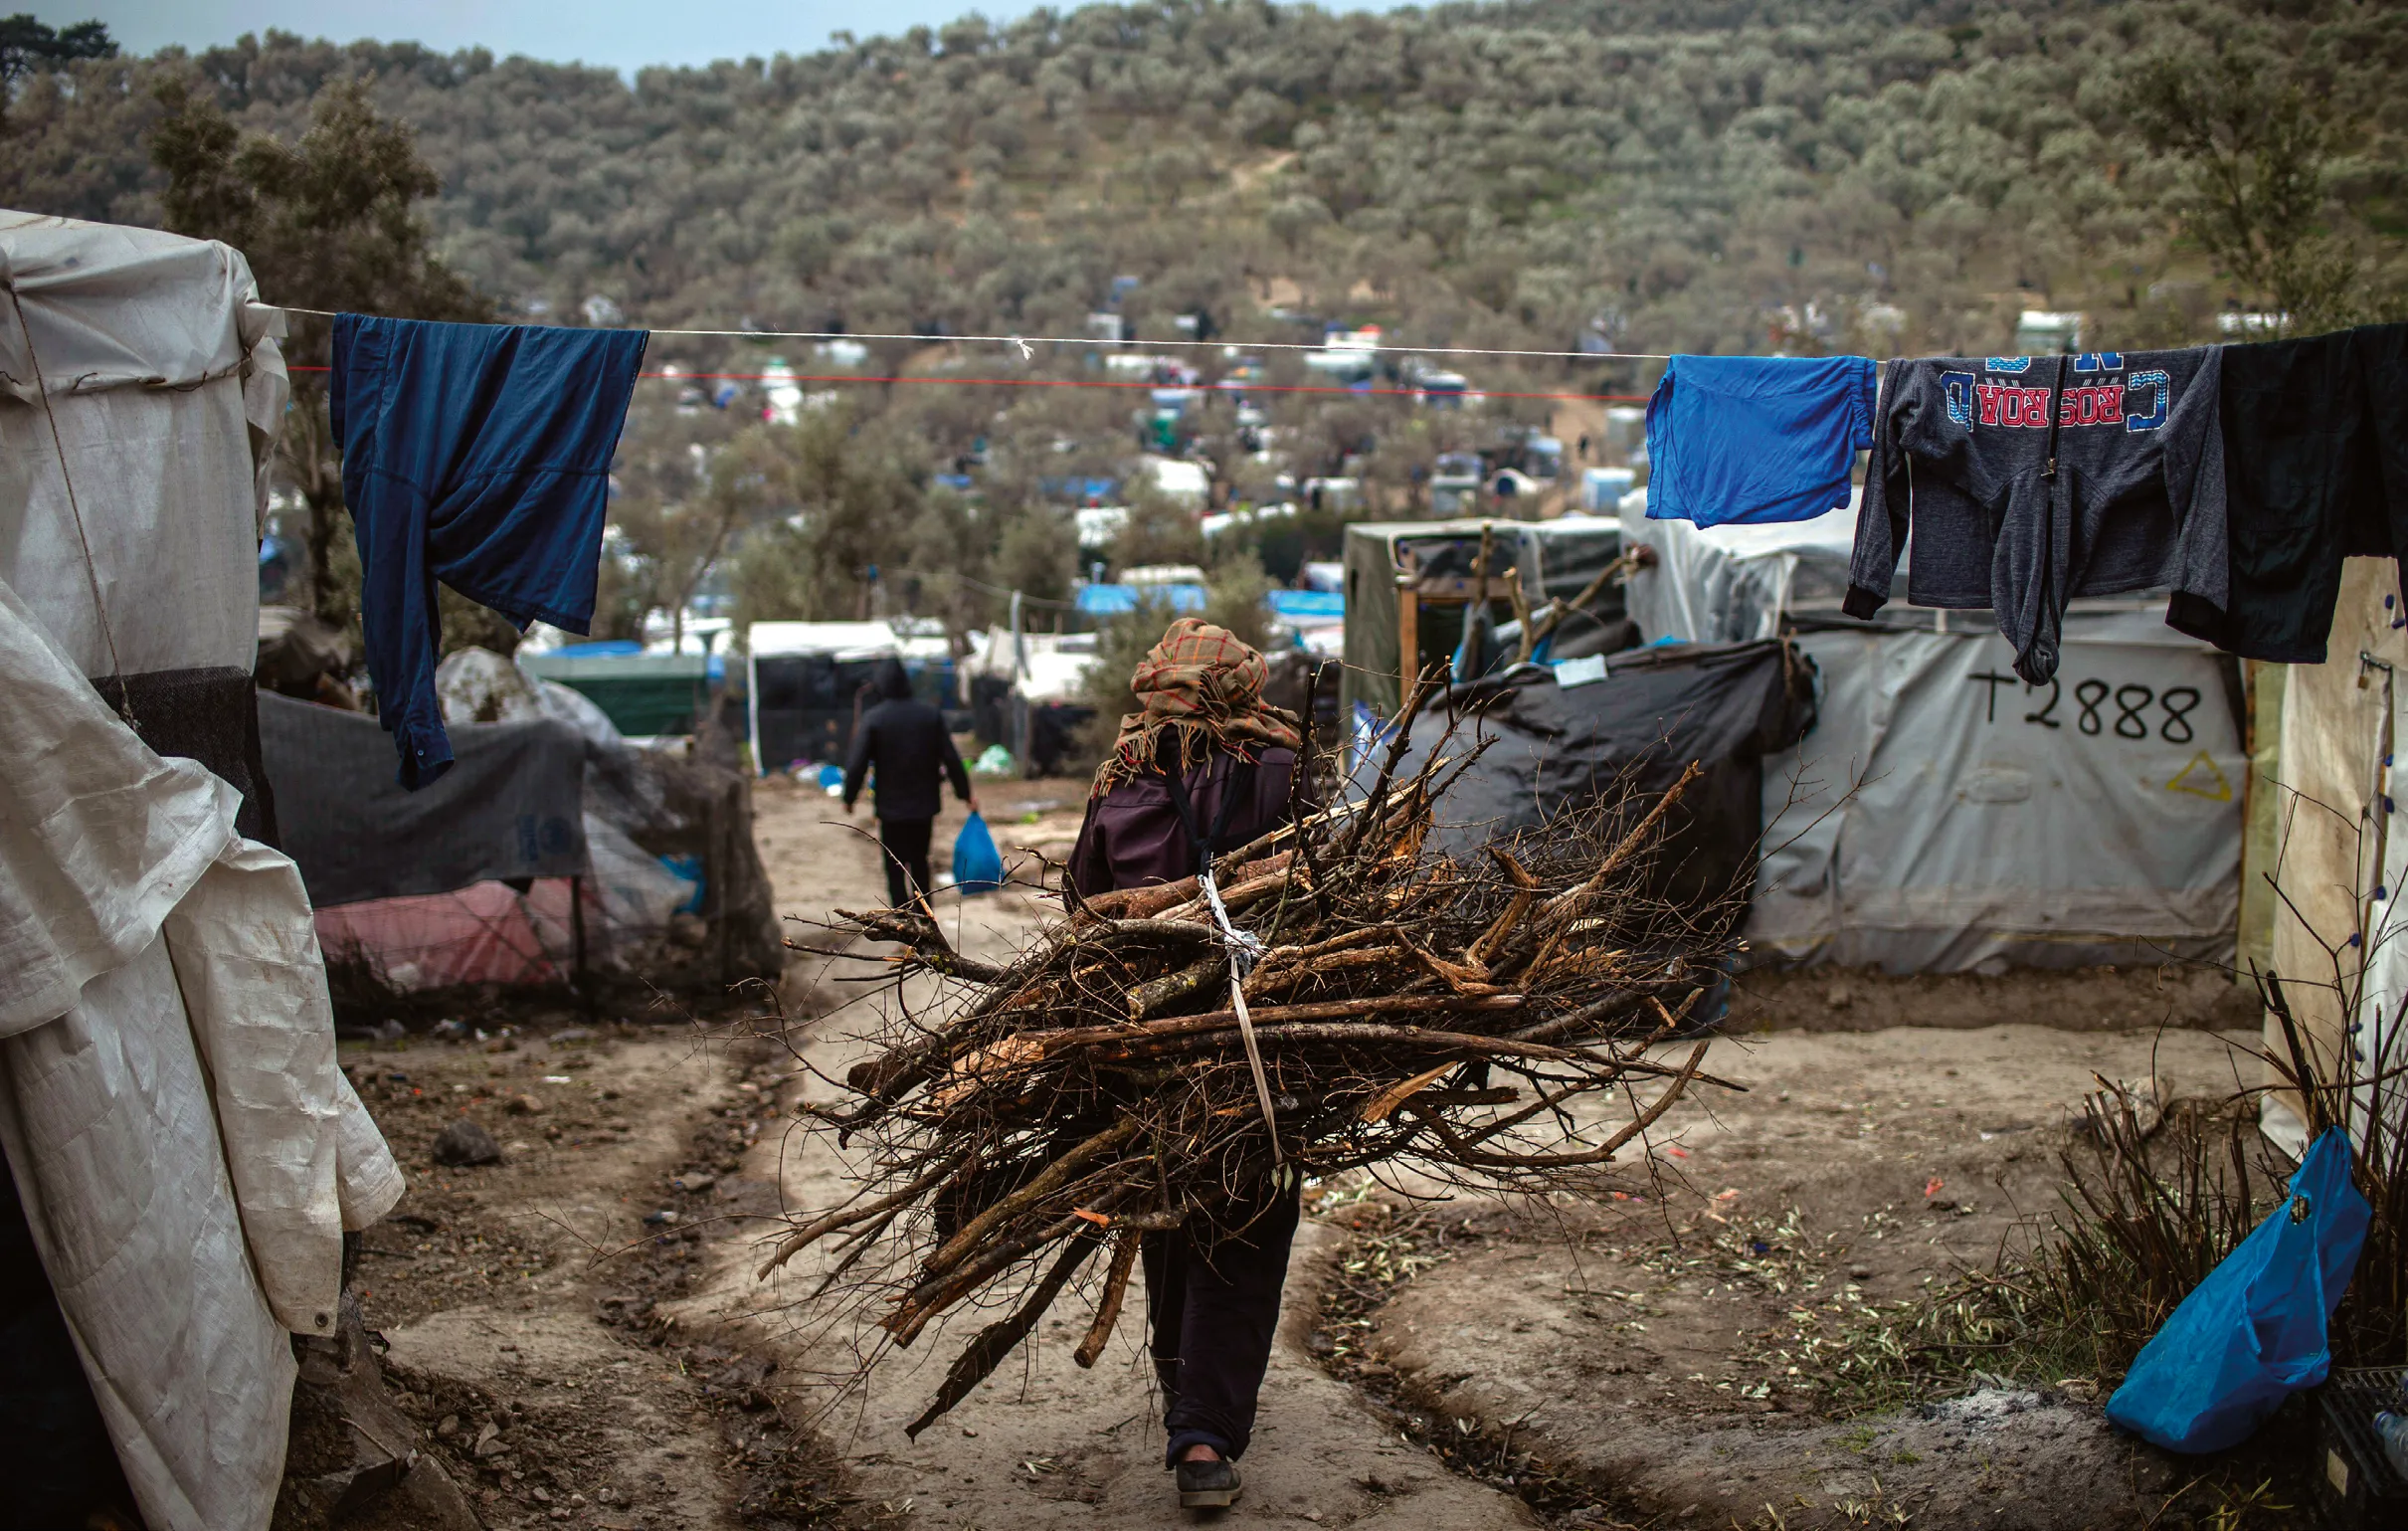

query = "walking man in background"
[1067, 618, 1313, 1510]
[843, 658, 976, 908]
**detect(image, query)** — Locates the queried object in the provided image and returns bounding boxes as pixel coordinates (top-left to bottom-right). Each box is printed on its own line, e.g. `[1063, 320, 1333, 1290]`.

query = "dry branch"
[768, 705, 1746, 1433]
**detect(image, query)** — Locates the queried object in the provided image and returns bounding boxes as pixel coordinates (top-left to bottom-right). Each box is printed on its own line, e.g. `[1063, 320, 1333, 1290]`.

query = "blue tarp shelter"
[1075, 583, 1208, 616]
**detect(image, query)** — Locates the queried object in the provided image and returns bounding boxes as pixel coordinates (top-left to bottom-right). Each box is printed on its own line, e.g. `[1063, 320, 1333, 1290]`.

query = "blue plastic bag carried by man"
[2106, 1126, 2370, 1452]
[952, 812, 1005, 894]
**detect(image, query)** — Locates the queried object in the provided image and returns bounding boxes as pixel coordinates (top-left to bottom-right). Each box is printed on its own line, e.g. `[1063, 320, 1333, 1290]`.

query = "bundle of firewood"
[769, 682, 1741, 1435]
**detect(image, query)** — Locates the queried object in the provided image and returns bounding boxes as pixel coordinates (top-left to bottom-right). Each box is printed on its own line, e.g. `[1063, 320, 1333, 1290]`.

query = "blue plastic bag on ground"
[952, 812, 1004, 894]
[2106, 1127, 2370, 1452]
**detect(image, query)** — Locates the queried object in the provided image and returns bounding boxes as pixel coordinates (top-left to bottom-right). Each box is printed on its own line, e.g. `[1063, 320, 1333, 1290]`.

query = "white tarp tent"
[746, 619, 912, 661]
[2, 210, 403, 1530]
[741, 616, 958, 770]
[1618, 488, 1859, 645]
[1755, 614, 2245, 970]
[0, 210, 287, 678]
[1615, 499, 2245, 972]
[744, 620, 902, 768]
[965, 626, 1097, 703]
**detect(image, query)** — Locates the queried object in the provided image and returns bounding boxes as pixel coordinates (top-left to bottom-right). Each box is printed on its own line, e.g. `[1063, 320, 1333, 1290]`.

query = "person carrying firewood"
[1066, 617, 1315, 1512]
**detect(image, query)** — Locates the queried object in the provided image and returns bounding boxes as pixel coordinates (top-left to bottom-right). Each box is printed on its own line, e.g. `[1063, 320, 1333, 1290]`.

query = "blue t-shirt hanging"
[1644, 354, 1876, 527]
[332, 315, 648, 788]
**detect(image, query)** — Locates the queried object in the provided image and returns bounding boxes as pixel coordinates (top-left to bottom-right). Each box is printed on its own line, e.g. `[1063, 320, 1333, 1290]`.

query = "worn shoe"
[1176, 1457, 1242, 1509]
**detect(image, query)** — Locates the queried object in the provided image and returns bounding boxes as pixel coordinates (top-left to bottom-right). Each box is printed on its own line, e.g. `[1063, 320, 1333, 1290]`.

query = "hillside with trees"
[3, 0, 2402, 651]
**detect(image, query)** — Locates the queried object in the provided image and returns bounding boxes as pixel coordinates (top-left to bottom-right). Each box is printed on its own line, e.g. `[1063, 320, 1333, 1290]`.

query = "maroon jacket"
[1068, 746, 1308, 896]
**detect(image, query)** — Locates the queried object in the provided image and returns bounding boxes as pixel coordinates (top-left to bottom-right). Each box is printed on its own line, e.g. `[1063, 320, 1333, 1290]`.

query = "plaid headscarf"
[1091, 618, 1303, 798]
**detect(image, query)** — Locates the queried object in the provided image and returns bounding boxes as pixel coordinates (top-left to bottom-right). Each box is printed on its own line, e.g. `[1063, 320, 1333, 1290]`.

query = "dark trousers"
[1143, 1176, 1301, 1464]
[879, 816, 934, 908]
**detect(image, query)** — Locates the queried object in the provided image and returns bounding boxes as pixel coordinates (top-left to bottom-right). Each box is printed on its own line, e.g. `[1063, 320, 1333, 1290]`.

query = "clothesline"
[273, 303, 1742, 366]
[280, 363, 1648, 404]
[299, 304, 2403, 799]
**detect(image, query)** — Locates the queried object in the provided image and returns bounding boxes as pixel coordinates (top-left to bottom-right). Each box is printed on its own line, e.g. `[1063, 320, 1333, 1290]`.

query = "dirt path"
[742, 777, 2279, 1528]
[699, 780, 1539, 1528]
[335, 1020, 839, 1530]
[334, 774, 2278, 1530]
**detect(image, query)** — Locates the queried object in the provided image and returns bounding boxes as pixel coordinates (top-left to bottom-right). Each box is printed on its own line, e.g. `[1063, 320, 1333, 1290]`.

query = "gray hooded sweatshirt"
[1843, 346, 2225, 683]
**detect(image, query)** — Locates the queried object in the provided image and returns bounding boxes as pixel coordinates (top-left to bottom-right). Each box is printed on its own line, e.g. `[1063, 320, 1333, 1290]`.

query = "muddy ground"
[1339, 1020, 2273, 1529]
[318, 773, 2306, 1529]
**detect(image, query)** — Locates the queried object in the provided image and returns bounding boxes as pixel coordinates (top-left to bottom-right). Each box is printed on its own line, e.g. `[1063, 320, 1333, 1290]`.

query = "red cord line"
[285, 364, 1645, 404]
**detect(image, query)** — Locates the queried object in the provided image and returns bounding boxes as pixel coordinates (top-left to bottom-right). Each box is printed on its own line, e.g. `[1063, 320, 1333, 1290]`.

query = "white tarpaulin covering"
[2, 210, 399, 1530]
[746, 619, 908, 660]
[1618, 490, 1859, 646]
[0, 577, 404, 1529]
[1753, 611, 2246, 970]
[966, 627, 1099, 702]
[0, 210, 287, 677]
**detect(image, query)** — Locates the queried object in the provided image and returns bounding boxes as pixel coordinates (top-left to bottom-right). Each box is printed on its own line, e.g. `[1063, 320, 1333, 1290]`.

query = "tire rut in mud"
[1307, 1201, 1654, 1531]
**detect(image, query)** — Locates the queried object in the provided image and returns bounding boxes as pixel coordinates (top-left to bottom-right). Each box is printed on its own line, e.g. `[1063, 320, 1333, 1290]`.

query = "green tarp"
[1339, 518, 1624, 717]
[518, 653, 714, 737]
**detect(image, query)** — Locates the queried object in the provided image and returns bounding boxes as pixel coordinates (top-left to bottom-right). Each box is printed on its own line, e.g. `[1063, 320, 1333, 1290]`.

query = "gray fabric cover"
[1752, 614, 2246, 971]
[258, 691, 586, 907]
[1394, 639, 1816, 912]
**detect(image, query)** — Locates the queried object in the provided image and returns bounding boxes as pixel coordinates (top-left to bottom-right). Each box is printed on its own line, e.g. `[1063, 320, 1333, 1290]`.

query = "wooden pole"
[569, 872, 595, 1017]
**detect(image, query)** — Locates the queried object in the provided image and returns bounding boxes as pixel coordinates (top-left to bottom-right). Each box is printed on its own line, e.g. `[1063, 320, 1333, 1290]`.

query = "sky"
[51, 1, 1414, 75]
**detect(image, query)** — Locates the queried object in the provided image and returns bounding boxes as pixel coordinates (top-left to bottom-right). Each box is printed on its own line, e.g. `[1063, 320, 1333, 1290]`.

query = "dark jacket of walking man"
[843, 658, 975, 908]
[1066, 618, 1313, 1512]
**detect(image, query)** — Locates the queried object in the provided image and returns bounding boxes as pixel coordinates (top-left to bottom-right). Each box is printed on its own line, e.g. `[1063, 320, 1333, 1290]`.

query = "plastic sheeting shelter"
[2, 208, 401, 1531]
[312, 879, 584, 991]
[747, 620, 902, 772]
[264, 670, 781, 992]
[1341, 517, 1626, 719]
[1620, 487, 1867, 643]
[1269, 589, 1345, 621]
[1402, 640, 1817, 917]
[1754, 613, 2246, 970]
[1268, 587, 1346, 657]
[260, 692, 589, 907]
[959, 628, 1102, 776]
[1076, 582, 1206, 615]
[1614, 502, 2246, 971]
